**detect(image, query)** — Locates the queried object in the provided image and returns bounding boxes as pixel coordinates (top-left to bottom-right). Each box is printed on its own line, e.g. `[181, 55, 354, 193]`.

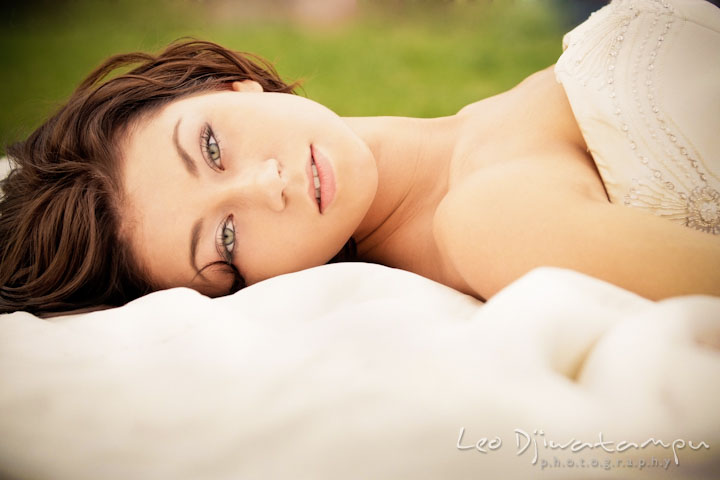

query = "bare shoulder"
[432, 161, 574, 300]
[433, 161, 720, 301]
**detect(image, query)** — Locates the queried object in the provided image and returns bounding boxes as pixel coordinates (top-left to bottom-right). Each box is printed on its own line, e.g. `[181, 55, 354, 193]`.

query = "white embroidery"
[557, 0, 720, 234]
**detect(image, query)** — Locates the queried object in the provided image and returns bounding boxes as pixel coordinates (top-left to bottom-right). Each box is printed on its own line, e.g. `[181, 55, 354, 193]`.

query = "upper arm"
[433, 167, 720, 301]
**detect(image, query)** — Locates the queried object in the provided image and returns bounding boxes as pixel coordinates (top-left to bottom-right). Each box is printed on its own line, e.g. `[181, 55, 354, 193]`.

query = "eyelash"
[216, 214, 235, 264]
[210, 214, 244, 293]
[200, 123, 223, 171]
[195, 260, 246, 296]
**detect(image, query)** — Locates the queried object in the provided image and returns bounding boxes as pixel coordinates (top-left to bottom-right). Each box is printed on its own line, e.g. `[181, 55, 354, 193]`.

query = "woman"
[2, 0, 719, 315]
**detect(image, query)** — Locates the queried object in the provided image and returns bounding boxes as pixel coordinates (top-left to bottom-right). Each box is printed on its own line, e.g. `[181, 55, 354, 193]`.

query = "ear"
[230, 80, 263, 93]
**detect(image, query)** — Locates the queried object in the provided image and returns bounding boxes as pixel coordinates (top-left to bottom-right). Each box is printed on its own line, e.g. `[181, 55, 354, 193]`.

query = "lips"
[307, 154, 320, 211]
[307, 144, 336, 214]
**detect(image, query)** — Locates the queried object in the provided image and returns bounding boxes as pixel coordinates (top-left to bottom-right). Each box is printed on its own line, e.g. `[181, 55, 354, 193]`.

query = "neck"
[342, 114, 461, 264]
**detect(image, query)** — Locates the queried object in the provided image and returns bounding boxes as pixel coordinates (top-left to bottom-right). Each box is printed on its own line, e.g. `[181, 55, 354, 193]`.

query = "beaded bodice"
[555, 0, 720, 234]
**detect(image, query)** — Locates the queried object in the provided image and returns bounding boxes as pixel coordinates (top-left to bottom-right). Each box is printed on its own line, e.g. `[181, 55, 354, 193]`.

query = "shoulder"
[432, 161, 583, 299]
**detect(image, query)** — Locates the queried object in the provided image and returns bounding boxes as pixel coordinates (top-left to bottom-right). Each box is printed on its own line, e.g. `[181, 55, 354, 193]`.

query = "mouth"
[307, 144, 335, 214]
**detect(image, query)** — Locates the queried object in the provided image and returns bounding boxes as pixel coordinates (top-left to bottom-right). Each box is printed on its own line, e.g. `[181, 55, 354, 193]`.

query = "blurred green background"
[0, 0, 590, 155]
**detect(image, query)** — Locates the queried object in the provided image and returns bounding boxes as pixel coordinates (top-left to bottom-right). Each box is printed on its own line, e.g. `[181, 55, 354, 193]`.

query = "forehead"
[118, 89, 252, 295]
[117, 96, 203, 289]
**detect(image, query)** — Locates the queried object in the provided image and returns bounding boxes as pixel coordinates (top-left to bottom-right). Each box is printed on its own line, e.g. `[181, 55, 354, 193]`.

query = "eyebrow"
[173, 118, 199, 177]
[190, 219, 203, 278]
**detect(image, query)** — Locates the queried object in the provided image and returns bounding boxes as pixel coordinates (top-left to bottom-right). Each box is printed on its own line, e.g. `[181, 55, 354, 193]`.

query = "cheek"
[238, 215, 345, 281]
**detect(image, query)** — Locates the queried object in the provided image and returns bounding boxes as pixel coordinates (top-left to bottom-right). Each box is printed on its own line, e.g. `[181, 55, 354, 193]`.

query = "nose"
[224, 158, 286, 212]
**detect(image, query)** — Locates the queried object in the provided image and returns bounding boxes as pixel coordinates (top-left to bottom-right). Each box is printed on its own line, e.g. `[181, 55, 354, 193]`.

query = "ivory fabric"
[555, 0, 720, 234]
[1, 263, 719, 479]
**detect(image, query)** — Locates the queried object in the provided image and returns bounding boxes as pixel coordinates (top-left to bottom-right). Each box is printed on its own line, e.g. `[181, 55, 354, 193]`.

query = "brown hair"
[0, 39, 357, 316]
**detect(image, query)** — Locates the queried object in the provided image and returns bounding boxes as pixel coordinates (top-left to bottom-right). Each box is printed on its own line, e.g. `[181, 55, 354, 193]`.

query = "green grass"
[0, 0, 566, 155]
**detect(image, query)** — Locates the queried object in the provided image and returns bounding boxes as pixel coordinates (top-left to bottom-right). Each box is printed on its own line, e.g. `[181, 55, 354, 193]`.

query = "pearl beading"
[562, 0, 720, 234]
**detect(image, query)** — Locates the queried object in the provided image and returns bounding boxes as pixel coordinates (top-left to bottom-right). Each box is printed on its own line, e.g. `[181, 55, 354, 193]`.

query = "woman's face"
[120, 81, 377, 296]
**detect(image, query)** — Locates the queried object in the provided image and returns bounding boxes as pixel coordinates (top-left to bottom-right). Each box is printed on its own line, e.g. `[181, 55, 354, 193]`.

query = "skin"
[121, 67, 720, 301]
[121, 80, 378, 296]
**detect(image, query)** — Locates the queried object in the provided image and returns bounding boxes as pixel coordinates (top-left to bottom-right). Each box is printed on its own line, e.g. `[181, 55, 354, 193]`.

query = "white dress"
[555, 0, 720, 234]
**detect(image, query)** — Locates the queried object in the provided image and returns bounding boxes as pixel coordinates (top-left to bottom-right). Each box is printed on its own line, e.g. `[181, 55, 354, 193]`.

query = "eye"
[201, 123, 223, 171]
[216, 215, 235, 263]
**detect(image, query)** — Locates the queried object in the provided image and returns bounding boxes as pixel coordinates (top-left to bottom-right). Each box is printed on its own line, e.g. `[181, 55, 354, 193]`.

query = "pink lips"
[307, 144, 336, 214]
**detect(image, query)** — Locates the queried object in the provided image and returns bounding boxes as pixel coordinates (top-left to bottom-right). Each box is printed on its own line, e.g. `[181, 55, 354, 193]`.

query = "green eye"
[217, 215, 235, 263]
[222, 226, 234, 247]
[201, 124, 223, 170]
[207, 141, 220, 163]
